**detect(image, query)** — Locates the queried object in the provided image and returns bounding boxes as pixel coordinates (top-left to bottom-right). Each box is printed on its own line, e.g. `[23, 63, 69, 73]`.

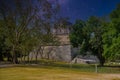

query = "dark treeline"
[70, 4, 120, 66]
[0, 0, 68, 64]
[0, 0, 120, 66]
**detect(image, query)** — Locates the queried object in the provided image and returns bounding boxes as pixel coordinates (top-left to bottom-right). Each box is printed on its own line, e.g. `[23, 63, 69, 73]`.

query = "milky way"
[52, 0, 120, 23]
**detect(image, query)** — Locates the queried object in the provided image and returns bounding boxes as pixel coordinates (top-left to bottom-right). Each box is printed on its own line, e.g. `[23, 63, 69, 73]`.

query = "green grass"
[1, 59, 120, 73]
[22, 59, 120, 73]
[1, 59, 120, 80]
[0, 66, 120, 80]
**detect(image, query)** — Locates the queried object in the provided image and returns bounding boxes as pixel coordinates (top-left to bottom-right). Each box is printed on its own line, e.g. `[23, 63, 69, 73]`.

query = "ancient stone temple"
[29, 20, 73, 62]
[29, 26, 99, 63]
[49, 27, 72, 62]
[38, 26, 72, 62]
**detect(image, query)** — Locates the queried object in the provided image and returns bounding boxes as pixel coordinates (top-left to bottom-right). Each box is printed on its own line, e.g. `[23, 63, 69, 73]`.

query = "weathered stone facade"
[41, 45, 72, 62]
[29, 26, 99, 63]
[42, 27, 72, 62]
[29, 27, 72, 62]
[41, 28, 72, 62]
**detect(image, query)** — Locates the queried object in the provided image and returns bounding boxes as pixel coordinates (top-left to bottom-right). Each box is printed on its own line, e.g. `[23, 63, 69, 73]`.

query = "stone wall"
[42, 45, 72, 62]
[29, 45, 72, 62]
[29, 27, 72, 62]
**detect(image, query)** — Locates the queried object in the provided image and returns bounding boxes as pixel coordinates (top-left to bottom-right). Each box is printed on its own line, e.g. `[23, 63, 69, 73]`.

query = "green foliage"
[86, 16, 106, 66]
[70, 4, 120, 64]
[0, 20, 11, 61]
[87, 16, 103, 52]
[0, 0, 60, 63]
[70, 17, 106, 66]
[103, 3, 120, 61]
[70, 20, 85, 47]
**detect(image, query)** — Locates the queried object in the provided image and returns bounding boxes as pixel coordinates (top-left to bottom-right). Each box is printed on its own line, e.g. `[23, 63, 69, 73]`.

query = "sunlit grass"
[0, 66, 120, 80]
[21, 59, 120, 73]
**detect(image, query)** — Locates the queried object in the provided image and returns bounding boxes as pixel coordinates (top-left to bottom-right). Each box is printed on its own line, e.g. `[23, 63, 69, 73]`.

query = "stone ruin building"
[29, 23, 73, 62]
[40, 26, 72, 62]
[29, 22, 99, 63]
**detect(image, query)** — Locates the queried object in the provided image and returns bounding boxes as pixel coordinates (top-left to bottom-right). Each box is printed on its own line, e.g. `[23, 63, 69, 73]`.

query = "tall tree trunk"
[39, 46, 44, 59]
[35, 51, 39, 64]
[20, 53, 23, 63]
[30, 51, 34, 61]
[7, 53, 12, 62]
[97, 55, 105, 66]
[97, 50, 105, 66]
[27, 52, 30, 63]
[23, 54, 26, 64]
[0, 53, 4, 61]
[46, 47, 53, 60]
[12, 46, 18, 64]
[13, 52, 18, 64]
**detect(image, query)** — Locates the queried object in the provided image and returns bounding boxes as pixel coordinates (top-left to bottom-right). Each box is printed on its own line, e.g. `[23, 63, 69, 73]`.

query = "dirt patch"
[101, 74, 120, 80]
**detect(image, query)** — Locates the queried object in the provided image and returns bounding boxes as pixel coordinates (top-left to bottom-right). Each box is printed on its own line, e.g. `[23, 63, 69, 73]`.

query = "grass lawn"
[0, 65, 120, 80]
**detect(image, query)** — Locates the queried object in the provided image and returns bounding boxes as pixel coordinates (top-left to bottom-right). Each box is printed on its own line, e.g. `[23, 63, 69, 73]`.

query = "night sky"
[52, 0, 120, 23]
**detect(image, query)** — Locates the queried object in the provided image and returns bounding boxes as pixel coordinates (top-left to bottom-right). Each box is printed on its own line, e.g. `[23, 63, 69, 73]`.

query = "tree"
[86, 16, 105, 66]
[0, 19, 11, 61]
[70, 20, 85, 47]
[70, 20, 87, 59]
[0, 0, 60, 64]
[30, 0, 60, 63]
[0, 20, 6, 61]
[103, 4, 120, 61]
[0, 0, 39, 63]
[70, 17, 106, 66]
